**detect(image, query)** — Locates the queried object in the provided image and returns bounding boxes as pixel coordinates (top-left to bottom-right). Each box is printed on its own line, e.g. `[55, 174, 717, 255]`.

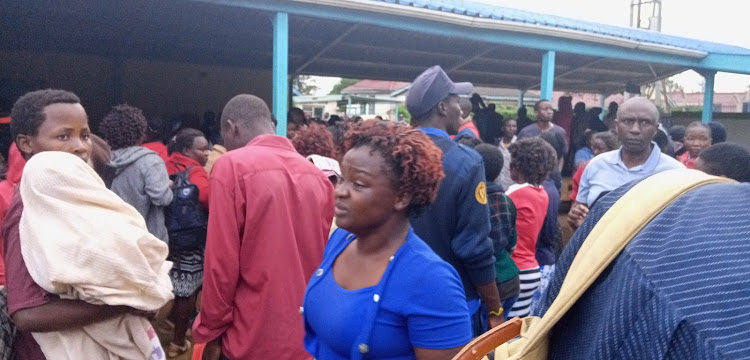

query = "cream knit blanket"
[19, 151, 174, 359]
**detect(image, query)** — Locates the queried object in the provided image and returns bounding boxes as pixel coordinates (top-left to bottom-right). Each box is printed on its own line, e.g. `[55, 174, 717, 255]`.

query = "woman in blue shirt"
[303, 120, 473, 360]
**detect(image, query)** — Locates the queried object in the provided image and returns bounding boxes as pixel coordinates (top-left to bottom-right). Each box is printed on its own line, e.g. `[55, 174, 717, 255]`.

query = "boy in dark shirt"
[472, 144, 519, 320]
[3, 89, 148, 359]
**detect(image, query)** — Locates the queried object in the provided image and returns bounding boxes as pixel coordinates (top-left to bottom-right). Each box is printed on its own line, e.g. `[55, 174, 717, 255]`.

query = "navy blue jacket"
[536, 178, 562, 266]
[410, 128, 496, 301]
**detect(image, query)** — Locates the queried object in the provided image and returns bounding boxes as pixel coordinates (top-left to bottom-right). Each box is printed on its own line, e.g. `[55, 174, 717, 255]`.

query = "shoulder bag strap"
[517, 169, 735, 356]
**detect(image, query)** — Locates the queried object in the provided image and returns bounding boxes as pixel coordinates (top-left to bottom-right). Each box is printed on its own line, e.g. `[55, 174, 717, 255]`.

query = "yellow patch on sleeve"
[475, 181, 487, 205]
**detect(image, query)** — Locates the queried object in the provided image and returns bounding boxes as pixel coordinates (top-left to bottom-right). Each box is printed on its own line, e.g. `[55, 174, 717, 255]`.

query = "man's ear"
[436, 100, 448, 117]
[15, 135, 33, 158]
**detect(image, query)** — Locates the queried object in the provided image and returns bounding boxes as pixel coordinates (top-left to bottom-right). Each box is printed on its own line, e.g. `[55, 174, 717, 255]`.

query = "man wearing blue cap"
[407, 65, 503, 333]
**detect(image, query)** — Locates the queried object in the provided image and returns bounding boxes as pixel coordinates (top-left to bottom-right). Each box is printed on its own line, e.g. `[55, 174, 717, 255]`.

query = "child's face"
[503, 120, 517, 137]
[684, 127, 712, 158]
[17, 103, 93, 163]
[591, 138, 609, 156]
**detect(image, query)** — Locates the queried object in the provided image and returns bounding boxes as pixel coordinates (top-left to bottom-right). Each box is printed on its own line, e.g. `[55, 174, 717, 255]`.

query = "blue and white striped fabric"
[536, 179, 750, 359]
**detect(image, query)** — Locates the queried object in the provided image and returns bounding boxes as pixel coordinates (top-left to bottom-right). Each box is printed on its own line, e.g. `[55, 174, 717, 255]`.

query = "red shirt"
[0, 144, 26, 285]
[506, 184, 549, 270]
[452, 120, 480, 140]
[2, 191, 50, 360]
[192, 135, 335, 360]
[142, 142, 169, 163]
[678, 152, 696, 169]
[570, 160, 589, 202]
[165, 152, 210, 208]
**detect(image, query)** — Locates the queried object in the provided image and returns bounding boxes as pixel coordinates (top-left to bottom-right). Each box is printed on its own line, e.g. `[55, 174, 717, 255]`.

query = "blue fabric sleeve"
[576, 162, 594, 205]
[450, 158, 497, 287]
[406, 261, 472, 349]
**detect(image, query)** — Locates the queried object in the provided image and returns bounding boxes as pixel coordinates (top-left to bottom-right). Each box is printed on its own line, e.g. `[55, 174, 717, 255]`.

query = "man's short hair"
[221, 94, 272, 129]
[99, 104, 148, 150]
[699, 142, 750, 182]
[474, 143, 504, 181]
[534, 99, 550, 112]
[10, 89, 81, 139]
[708, 121, 727, 144]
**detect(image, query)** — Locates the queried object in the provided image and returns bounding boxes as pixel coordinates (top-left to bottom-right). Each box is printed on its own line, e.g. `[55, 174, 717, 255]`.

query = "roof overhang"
[3, 0, 749, 97]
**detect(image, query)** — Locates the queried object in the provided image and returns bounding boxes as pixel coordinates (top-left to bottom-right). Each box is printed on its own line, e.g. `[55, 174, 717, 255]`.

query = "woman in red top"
[164, 128, 210, 357]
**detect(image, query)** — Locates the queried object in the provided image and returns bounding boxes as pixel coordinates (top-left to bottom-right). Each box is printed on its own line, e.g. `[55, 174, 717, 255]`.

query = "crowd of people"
[0, 63, 749, 360]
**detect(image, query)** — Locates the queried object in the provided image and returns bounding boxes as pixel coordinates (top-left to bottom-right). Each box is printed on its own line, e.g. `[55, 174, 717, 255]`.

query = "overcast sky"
[315, 0, 750, 94]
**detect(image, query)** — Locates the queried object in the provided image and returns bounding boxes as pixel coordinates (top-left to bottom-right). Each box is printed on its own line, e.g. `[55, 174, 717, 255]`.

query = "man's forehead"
[618, 101, 658, 120]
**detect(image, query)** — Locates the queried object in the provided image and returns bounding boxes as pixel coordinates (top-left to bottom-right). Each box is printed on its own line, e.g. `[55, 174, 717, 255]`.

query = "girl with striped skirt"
[504, 138, 557, 318]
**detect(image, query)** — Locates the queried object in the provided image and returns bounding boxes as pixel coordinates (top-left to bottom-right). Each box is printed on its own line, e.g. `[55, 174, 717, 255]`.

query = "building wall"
[0, 50, 273, 127]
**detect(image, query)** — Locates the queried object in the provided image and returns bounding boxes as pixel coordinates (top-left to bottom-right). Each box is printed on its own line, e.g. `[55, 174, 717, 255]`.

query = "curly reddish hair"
[291, 123, 336, 159]
[344, 120, 444, 215]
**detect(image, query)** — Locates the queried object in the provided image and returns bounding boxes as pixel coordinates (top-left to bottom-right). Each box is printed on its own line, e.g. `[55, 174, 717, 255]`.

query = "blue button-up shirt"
[576, 142, 683, 205]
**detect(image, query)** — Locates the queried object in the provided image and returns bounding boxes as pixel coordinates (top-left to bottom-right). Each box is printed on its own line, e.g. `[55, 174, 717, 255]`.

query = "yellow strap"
[518, 169, 734, 355]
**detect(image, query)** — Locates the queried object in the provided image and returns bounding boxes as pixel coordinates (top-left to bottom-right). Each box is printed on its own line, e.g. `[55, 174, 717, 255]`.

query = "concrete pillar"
[702, 71, 716, 123]
[273, 12, 289, 136]
[540, 51, 556, 101]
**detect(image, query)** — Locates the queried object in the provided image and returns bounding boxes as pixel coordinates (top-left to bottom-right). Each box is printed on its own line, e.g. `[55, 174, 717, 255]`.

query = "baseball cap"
[307, 154, 341, 179]
[406, 65, 473, 119]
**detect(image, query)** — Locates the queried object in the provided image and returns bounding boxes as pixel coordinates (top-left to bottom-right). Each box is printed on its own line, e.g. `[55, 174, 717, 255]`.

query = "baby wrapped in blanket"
[19, 151, 174, 359]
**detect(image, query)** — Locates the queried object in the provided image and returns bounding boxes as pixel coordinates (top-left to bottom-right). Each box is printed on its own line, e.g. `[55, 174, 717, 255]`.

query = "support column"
[702, 71, 716, 123]
[540, 51, 556, 101]
[599, 93, 606, 119]
[518, 89, 526, 108]
[273, 12, 289, 136]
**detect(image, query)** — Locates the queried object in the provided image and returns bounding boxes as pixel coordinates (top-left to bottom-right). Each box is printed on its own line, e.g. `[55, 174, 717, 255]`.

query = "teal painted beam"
[702, 71, 716, 123]
[518, 90, 525, 108]
[699, 54, 750, 75]
[273, 12, 289, 137]
[200, 0, 718, 71]
[540, 51, 555, 101]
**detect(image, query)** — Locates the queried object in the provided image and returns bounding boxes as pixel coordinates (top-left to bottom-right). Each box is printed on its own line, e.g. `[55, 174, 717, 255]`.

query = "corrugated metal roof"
[374, 0, 750, 56]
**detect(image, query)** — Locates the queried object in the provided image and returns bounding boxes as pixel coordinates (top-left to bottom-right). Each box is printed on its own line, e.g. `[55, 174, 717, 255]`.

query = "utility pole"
[630, 1, 670, 112]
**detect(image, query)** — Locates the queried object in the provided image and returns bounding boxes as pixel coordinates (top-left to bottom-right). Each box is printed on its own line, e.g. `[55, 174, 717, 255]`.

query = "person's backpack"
[164, 166, 207, 252]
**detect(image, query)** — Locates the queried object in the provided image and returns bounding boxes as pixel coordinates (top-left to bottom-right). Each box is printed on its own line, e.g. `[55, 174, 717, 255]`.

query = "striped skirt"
[507, 267, 541, 318]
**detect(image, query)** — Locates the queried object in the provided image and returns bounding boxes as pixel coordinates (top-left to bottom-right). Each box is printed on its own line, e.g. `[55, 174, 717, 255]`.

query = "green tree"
[330, 78, 359, 95]
[292, 75, 318, 96]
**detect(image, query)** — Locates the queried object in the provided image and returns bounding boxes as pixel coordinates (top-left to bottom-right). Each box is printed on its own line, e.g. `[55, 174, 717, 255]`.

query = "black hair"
[98, 104, 147, 150]
[508, 137, 557, 186]
[146, 116, 167, 143]
[474, 143, 504, 181]
[668, 125, 686, 142]
[10, 89, 81, 139]
[608, 101, 618, 112]
[288, 107, 306, 126]
[686, 121, 712, 136]
[534, 99, 551, 112]
[456, 135, 482, 148]
[698, 143, 750, 182]
[328, 114, 342, 127]
[593, 131, 618, 151]
[708, 121, 727, 144]
[654, 128, 675, 157]
[168, 128, 206, 155]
